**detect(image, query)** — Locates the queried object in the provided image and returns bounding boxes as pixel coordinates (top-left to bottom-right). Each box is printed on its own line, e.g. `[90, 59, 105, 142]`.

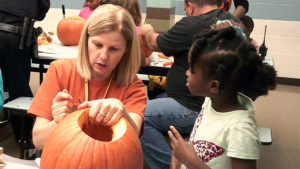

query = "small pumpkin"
[57, 16, 86, 46]
[40, 108, 143, 169]
[139, 35, 153, 57]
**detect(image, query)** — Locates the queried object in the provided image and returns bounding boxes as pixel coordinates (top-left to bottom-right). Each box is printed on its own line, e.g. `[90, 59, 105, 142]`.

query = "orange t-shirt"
[28, 58, 147, 121]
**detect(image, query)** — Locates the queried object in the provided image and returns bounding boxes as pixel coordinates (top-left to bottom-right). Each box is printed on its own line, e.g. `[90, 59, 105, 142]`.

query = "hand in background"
[139, 24, 154, 37]
[78, 98, 126, 126]
[51, 89, 76, 124]
[168, 126, 198, 166]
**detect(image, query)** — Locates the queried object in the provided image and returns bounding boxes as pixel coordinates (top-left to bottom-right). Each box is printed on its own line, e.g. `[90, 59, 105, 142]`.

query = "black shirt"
[0, 0, 50, 21]
[157, 9, 240, 111]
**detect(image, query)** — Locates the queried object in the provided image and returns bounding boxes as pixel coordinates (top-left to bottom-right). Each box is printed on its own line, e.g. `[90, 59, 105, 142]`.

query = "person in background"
[79, 0, 100, 19]
[28, 4, 147, 150]
[100, 0, 141, 27]
[139, 0, 243, 168]
[99, 0, 151, 66]
[0, 0, 50, 150]
[168, 26, 277, 169]
[218, 0, 249, 19]
[240, 15, 260, 54]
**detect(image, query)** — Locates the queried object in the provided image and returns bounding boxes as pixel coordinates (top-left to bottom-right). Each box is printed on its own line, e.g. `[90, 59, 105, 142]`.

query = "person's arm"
[228, 121, 260, 169]
[231, 158, 257, 169]
[168, 126, 211, 169]
[32, 117, 57, 150]
[32, 89, 77, 149]
[126, 112, 143, 135]
[233, 6, 246, 19]
[139, 24, 160, 52]
[37, 0, 50, 21]
[233, 0, 249, 18]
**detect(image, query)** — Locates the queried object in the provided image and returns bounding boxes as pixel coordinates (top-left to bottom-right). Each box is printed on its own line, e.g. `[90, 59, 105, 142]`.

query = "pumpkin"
[57, 16, 86, 46]
[139, 35, 153, 57]
[40, 108, 143, 169]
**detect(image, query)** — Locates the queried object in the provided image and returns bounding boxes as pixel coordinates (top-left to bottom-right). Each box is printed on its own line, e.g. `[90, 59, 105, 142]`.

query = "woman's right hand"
[51, 89, 76, 124]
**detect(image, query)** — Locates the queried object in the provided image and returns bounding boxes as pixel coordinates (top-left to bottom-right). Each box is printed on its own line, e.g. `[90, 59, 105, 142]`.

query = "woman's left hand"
[77, 98, 126, 126]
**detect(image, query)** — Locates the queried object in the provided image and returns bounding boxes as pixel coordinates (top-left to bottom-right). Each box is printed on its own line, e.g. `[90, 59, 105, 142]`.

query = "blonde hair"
[99, 0, 142, 25]
[77, 4, 141, 86]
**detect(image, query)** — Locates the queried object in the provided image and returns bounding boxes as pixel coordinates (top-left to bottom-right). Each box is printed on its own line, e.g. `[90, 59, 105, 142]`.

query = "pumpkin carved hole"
[78, 109, 127, 142]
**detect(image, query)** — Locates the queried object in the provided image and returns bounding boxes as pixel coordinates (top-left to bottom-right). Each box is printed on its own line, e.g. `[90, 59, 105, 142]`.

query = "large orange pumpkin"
[57, 16, 86, 46]
[40, 108, 143, 169]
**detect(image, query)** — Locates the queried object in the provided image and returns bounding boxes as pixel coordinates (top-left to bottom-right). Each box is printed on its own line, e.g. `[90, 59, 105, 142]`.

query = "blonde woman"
[28, 4, 147, 150]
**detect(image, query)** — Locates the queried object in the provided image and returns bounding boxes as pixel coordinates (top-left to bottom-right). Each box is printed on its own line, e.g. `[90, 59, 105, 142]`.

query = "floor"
[0, 122, 20, 158]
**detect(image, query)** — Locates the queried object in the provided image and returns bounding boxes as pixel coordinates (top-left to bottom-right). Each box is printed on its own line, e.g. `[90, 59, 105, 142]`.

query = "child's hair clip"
[99, 0, 107, 5]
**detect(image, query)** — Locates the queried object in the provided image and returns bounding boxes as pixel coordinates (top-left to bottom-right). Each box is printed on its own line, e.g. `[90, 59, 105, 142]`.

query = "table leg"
[39, 64, 44, 84]
[19, 116, 25, 159]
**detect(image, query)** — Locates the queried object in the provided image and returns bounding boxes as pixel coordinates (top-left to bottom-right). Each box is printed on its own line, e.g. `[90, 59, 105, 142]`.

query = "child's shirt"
[79, 7, 93, 20]
[182, 93, 260, 169]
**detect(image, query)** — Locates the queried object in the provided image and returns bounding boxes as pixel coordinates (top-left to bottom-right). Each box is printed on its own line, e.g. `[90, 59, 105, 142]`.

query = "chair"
[257, 126, 272, 145]
[2, 97, 34, 159]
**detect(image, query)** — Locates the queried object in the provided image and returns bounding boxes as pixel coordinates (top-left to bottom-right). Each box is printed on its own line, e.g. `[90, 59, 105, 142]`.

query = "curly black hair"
[189, 27, 277, 100]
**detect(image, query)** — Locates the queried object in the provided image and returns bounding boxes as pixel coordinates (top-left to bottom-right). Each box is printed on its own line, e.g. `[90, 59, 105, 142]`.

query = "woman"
[28, 4, 147, 150]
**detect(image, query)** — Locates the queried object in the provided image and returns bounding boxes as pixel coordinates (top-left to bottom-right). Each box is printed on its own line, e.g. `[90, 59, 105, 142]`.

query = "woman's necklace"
[84, 76, 113, 101]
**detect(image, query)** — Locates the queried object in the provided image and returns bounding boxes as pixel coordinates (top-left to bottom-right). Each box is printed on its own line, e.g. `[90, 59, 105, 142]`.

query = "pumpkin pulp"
[78, 109, 127, 142]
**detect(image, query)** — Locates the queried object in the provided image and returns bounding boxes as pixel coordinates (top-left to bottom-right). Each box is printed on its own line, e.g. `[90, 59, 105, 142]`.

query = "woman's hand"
[51, 89, 76, 124]
[78, 98, 126, 126]
[168, 126, 198, 166]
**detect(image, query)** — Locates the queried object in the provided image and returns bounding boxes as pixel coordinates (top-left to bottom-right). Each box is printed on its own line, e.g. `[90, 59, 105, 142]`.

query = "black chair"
[2, 97, 35, 159]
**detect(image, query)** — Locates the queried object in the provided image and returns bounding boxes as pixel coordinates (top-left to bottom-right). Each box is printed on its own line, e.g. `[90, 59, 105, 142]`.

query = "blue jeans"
[140, 96, 199, 169]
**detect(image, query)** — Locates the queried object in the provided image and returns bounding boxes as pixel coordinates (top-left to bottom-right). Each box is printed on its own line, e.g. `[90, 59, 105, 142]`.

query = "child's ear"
[209, 80, 220, 94]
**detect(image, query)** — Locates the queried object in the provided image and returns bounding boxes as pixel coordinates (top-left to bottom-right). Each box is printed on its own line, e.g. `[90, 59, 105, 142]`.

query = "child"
[240, 15, 260, 54]
[168, 27, 277, 169]
[79, 0, 100, 19]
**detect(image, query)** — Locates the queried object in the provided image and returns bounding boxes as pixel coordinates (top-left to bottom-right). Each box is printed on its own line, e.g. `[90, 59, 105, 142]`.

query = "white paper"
[2, 154, 39, 169]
